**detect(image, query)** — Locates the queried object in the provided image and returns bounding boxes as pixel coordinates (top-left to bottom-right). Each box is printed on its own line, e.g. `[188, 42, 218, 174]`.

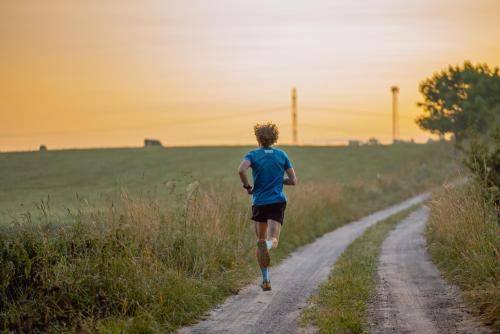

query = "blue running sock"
[261, 268, 269, 282]
[265, 239, 273, 250]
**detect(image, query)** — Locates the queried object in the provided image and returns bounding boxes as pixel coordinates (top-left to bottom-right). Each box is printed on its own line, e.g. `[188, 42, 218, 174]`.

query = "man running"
[238, 122, 298, 291]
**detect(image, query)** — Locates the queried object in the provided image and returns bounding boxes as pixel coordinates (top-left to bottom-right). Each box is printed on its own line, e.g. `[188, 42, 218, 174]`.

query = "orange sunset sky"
[1, 0, 499, 151]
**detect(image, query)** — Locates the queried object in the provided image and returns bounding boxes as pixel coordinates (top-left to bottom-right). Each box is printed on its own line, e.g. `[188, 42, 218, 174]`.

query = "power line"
[168, 106, 288, 126]
[300, 105, 414, 119]
[0, 106, 289, 139]
[300, 122, 352, 134]
[1, 94, 418, 142]
[301, 105, 384, 116]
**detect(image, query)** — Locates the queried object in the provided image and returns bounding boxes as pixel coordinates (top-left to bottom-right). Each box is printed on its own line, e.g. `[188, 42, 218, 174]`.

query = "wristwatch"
[243, 184, 252, 190]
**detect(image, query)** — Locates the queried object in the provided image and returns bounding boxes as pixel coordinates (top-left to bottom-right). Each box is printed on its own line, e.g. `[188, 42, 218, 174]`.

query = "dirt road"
[178, 193, 429, 334]
[368, 206, 490, 334]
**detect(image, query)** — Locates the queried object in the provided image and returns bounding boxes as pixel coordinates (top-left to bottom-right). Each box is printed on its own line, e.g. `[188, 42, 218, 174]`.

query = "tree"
[416, 61, 500, 142]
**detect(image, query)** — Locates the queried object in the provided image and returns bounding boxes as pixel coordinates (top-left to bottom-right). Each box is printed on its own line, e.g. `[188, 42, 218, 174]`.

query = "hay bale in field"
[393, 139, 416, 145]
[39, 145, 47, 151]
[366, 137, 380, 145]
[348, 140, 361, 147]
[144, 139, 163, 147]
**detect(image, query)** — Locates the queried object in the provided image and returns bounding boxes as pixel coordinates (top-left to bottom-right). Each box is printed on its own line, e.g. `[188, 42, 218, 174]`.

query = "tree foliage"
[416, 61, 500, 141]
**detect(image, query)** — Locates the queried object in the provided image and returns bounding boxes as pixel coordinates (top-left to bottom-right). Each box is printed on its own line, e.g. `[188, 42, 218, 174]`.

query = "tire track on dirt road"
[178, 193, 429, 334]
[368, 206, 490, 334]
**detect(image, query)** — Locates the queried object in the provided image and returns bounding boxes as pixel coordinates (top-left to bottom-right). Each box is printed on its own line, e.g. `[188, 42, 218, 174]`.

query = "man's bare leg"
[254, 221, 270, 268]
[254, 221, 271, 290]
[267, 219, 281, 249]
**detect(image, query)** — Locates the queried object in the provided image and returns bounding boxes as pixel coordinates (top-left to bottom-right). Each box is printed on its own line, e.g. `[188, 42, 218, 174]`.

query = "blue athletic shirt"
[243, 147, 293, 206]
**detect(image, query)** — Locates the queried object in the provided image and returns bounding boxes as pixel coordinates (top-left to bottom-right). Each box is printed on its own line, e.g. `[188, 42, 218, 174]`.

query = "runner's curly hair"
[254, 122, 279, 147]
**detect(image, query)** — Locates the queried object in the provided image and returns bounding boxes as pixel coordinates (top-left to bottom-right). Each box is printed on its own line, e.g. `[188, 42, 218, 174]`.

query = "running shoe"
[257, 239, 270, 268]
[261, 280, 272, 291]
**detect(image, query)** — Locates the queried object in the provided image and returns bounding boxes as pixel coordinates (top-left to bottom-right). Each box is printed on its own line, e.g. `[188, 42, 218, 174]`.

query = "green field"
[0, 142, 458, 333]
[1, 143, 454, 222]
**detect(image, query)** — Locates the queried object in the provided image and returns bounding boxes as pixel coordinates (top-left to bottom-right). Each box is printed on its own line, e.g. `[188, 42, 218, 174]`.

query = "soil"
[367, 206, 490, 334]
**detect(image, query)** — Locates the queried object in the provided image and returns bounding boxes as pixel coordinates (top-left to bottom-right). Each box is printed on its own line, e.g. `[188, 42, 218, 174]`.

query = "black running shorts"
[251, 202, 287, 225]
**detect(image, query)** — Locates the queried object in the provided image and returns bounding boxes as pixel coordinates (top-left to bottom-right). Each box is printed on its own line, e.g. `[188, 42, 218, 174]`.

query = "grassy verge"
[426, 183, 499, 330]
[301, 206, 418, 334]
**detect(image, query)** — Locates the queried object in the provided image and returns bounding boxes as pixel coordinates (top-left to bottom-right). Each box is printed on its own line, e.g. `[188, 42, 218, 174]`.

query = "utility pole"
[292, 87, 298, 145]
[391, 86, 399, 143]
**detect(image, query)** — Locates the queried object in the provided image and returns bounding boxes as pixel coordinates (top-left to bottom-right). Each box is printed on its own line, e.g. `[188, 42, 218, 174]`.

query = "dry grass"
[1, 185, 253, 333]
[0, 177, 430, 333]
[426, 183, 500, 330]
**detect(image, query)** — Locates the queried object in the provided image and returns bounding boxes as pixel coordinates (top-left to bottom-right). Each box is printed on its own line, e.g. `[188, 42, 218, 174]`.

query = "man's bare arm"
[238, 159, 253, 194]
[284, 167, 298, 186]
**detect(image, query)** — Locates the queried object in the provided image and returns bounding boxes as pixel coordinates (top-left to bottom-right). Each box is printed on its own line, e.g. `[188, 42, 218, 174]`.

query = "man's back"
[244, 147, 292, 206]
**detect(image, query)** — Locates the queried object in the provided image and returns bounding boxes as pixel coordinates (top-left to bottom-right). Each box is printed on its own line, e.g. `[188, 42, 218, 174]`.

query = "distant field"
[0, 143, 454, 223]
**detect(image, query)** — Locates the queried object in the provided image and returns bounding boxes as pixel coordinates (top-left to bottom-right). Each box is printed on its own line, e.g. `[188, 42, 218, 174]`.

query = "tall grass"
[426, 183, 499, 330]
[1, 186, 252, 333]
[1, 175, 445, 333]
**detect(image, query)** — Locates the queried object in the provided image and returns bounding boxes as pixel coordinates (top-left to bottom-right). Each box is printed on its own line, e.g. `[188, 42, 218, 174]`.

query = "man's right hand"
[243, 184, 253, 194]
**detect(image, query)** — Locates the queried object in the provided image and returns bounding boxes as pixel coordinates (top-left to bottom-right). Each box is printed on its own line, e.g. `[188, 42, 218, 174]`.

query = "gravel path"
[368, 206, 490, 334]
[178, 193, 429, 334]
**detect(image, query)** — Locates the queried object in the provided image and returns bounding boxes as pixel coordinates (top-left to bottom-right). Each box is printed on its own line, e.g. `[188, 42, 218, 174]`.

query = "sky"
[1, 0, 499, 151]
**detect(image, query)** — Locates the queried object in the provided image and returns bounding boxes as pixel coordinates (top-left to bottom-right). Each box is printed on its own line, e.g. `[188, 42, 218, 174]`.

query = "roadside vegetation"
[301, 206, 418, 333]
[416, 61, 499, 330]
[0, 143, 455, 333]
[426, 184, 499, 330]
